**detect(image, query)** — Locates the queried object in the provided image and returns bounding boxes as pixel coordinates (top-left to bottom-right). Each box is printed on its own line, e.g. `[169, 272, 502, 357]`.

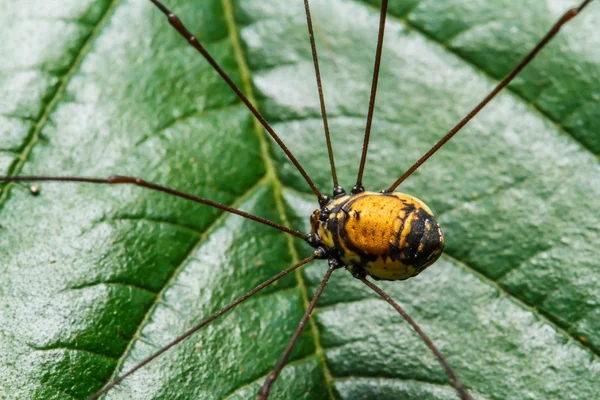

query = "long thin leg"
[257, 263, 338, 399]
[386, 0, 594, 192]
[359, 276, 473, 400]
[149, 0, 324, 201]
[303, 0, 340, 194]
[353, 0, 389, 194]
[0, 175, 305, 239]
[88, 256, 315, 400]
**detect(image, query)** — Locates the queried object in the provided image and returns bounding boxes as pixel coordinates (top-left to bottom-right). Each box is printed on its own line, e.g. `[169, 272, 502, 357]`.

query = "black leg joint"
[348, 265, 367, 279]
[350, 183, 364, 195]
[333, 185, 346, 197]
[319, 208, 331, 221]
[313, 246, 329, 259]
[318, 195, 331, 208]
[305, 233, 320, 247]
[328, 257, 343, 270]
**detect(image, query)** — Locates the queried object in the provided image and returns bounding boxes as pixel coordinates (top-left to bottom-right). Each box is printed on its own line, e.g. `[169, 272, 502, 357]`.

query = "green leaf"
[1, 0, 599, 399]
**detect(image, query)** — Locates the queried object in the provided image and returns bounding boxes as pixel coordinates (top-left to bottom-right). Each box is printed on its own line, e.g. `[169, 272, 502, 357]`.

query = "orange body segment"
[313, 191, 444, 280]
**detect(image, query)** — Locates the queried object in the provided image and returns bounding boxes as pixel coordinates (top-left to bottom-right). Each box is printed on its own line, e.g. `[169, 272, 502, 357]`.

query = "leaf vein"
[395, 4, 600, 159]
[444, 253, 600, 358]
[100, 175, 271, 390]
[29, 344, 119, 362]
[0, 0, 123, 210]
[354, 0, 599, 159]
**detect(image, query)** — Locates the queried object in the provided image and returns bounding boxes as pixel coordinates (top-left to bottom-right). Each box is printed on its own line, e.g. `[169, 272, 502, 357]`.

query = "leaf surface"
[0, 0, 599, 399]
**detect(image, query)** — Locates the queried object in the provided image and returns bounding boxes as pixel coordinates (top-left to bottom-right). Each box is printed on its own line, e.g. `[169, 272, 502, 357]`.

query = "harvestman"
[0, 0, 594, 399]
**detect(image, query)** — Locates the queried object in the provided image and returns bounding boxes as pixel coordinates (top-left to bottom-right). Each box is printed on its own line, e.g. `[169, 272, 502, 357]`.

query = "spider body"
[311, 191, 444, 281]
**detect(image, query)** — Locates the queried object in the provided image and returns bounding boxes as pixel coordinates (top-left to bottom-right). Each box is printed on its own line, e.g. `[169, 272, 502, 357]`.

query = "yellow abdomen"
[316, 192, 444, 281]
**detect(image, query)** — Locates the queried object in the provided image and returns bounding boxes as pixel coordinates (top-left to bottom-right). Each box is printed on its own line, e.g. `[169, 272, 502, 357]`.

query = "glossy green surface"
[0, 0, 599, 399]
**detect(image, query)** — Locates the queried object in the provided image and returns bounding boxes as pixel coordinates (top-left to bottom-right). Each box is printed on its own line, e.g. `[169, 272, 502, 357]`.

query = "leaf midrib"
[221, 0, 337, 398]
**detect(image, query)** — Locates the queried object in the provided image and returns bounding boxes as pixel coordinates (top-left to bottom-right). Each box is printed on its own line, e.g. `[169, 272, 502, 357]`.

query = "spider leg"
[387, 0, 595, 192]
[359, 276, 474, 400]
[354, 0, 389, 194]
[149, 0, 325, 201]
[257, 259, 341, 399]
[0, 175, 306, 240]
[303, 0, 342, 196]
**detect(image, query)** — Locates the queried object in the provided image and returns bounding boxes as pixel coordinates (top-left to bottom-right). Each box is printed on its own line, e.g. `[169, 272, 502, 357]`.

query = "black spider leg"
[87, 256, 316, 400]
[303, 0, 342, 197]
[353, 0, 389, 194]
[387, 0, 594, 192]
[149, 0, 325, 201]
[257, 261, 341, 399]
[0, 176, 305, 239]
[359, 276, 474, 400]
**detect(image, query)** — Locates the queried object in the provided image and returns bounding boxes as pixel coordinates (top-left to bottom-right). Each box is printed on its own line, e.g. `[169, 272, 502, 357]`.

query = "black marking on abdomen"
[399, 208, 443, 269]
[389, 203, 416, 262]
